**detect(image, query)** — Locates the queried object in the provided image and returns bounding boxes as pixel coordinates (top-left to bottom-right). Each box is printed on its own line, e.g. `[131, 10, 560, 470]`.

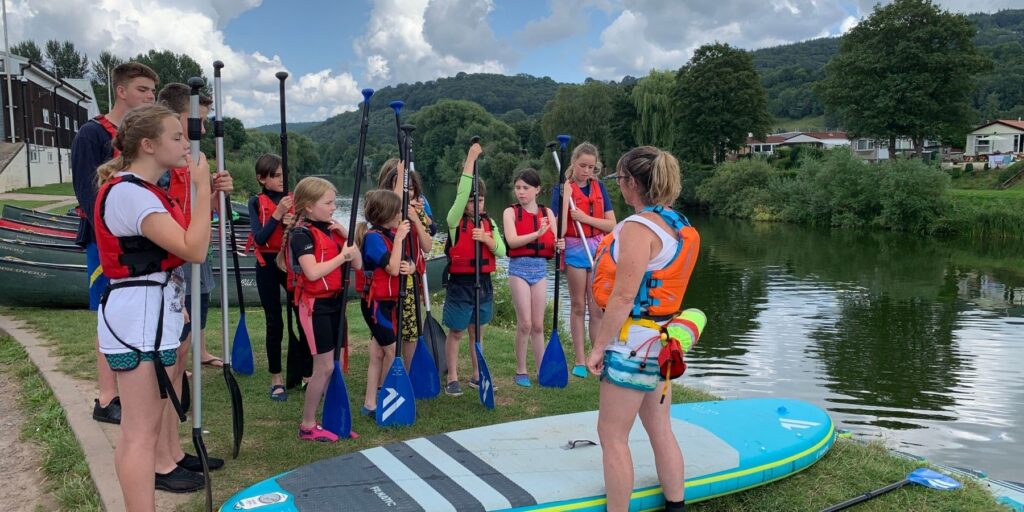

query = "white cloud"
[354, 0, 511, 86]
[3, 0, 361, 126]
[516, 0, 613, 47]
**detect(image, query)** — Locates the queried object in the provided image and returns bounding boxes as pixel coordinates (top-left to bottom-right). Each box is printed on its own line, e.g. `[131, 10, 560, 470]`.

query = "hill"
[304, 72, 561, 147]
[251, 121, 320, 134]
[751, 9, 1024, 126]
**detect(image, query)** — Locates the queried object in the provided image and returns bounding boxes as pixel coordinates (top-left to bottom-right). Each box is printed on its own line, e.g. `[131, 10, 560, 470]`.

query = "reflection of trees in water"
[809, 268, 967, 422]
[684, 252, 768, 368]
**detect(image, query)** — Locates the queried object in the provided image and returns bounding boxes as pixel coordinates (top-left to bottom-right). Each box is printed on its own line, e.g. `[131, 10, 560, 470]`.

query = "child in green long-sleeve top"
[442, 141, 507, 396]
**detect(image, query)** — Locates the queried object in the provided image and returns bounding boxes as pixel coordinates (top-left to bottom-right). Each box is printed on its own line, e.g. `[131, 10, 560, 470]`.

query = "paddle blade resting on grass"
[421, 269, 447, 374]
[820, 468, 961, 512]
[538, 330, 568, 388]
[377, 357, 416, 427]
[231, 313, 254, 375]
[223, 367, 244, 458]
[409, 335, 440, 399]
[321, 362, 352, 438]
[476, 342, 495, 409]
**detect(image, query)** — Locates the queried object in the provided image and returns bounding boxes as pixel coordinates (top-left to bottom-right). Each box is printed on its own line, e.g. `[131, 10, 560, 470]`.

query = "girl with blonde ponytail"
[93, 104, 213, 511]
[280, 177, 362, 443]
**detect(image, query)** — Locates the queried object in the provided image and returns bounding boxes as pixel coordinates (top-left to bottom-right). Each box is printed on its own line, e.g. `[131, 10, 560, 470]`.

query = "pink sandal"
[298, 423, 339, 443]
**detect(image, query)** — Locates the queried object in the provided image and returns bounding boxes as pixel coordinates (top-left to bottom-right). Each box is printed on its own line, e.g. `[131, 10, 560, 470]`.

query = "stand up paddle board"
[222, 398, 834, 511]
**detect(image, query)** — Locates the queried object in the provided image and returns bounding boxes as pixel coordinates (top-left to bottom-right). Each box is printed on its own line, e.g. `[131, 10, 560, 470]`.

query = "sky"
[6, 0, 1022, 126]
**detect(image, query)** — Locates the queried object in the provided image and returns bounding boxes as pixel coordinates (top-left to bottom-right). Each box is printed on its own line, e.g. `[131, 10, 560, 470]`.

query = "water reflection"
[330, 178, 1023, 480]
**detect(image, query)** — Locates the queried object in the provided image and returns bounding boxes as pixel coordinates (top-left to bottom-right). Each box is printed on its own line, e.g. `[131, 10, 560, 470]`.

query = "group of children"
[78, 61, 623, 510]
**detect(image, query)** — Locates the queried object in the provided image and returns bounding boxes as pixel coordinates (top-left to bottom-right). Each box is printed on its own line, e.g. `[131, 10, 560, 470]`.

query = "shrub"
[696, 159, 775, 218]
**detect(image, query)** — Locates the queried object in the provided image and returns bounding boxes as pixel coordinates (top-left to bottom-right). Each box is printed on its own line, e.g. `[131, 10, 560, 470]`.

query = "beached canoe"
[0, 255, 447, 308]
[0, 237, 256, 267]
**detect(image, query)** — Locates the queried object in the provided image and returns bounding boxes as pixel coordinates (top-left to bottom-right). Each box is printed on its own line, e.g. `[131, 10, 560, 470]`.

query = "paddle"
[276, 71, 312, 389]
[322, 87, 374, 439]
[187, 76, 213, 512]
[212, 61, 245, 459]
[377, 122, 418, 426]
[819, 468, 961, 512]
[537, 139, 569, 388]
[419, 264, 447, 374]
[469, 135, 495, 409]
[400, 128, 439, 400]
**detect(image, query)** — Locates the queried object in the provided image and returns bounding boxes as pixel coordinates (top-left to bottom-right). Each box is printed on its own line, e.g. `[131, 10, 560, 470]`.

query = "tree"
[815, 0, 991, 156]
[90, 51, 125, 112]
[406, 99, 519, 185]
[672, 43, 772, 164]
[11, 40, 43, 62]
[133, 49, 207, 91]
[541, 81, 618, 167]
[632, 70, 676, 148]
[44, 40, 89, 78]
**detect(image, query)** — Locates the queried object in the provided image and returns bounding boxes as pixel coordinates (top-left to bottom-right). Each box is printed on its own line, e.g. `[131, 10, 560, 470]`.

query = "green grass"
[771, 115, 827, 132]
[936, 188, 1024, 240]
[10, 182, 76, 196]
[1, 306, 1004, 511]
[0, 199, 60, 212]
[0, 336, 102, 512]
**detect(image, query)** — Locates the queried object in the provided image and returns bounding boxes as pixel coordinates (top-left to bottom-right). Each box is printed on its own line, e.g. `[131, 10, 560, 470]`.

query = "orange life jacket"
[165, 166, 192, 224]
[565, 179, 605, 238]
[592, 206, 699, 319]
[94, 174, 187, 279]
[445, 213, 496, 274]
[506, 204, 555, 259]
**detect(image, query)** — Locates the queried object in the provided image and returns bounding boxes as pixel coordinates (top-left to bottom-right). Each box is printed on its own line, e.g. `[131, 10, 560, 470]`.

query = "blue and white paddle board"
[221, 398, 834, 511]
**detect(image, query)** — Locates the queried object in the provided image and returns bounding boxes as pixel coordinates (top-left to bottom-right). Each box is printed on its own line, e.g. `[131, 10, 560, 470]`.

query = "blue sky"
[9, 0, 1021, 125]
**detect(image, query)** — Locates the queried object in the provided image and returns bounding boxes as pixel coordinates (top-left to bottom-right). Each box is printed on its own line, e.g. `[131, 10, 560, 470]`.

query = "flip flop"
[269, 385, 288, 401]
[201, 357, 224, 368]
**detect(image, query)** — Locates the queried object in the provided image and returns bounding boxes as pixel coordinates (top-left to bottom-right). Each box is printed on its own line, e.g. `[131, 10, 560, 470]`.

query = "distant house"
[964, 120, 1024, 160]
[742, 131, 850, 157]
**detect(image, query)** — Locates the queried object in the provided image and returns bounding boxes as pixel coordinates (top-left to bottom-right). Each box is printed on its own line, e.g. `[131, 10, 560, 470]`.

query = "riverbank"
[0, 305, 1004, 511]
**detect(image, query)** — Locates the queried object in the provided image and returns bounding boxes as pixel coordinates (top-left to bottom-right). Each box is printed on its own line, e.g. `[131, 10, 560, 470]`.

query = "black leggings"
[255, 255, 302, 375]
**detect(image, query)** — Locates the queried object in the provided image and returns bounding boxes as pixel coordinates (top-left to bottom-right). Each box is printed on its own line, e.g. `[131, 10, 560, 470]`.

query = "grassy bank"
[2, 305, 1003, 511]
[939, 188, 1024, 240]
[10, 182, 76, 196]
[0, 336, 102, 511]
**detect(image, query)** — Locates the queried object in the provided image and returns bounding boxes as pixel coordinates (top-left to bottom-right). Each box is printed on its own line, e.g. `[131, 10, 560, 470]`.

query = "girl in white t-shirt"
[93, 104, 211, 512]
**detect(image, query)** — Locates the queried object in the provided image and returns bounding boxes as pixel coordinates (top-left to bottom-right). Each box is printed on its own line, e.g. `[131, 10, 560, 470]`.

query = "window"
[975, 138, 991, 155]
[856, 139, 875, 151]
[74, 119, 79, 132]
[29, 146, 39, 163]
[64, 116, 70, 129]
[42, 108, 50, 125]
[1015, 134, 1024, 153]
[48, 151, 54, 162]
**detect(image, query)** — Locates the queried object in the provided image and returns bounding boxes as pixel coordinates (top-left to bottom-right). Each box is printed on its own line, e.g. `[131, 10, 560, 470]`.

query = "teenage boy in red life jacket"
[71, 62, 159, 426]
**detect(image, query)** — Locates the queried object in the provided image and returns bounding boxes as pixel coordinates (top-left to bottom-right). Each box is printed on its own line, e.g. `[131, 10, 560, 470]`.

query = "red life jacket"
[245, 193, 290, 266]
[565, 179, 605, 238]
[94, 115, 120, 158]
[354, 267, 372, 300]
[506, 204, 555, 259]
[287, 222, 347, 301]
[366, 226, 427, 302]
[94, 174, 187, 279]
[446, 213, 496, 275]
[165, 166, 192, 224]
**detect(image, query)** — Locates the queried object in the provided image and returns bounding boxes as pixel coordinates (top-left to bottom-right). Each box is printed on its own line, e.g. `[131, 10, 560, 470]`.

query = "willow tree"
[631, 70, 675, 148]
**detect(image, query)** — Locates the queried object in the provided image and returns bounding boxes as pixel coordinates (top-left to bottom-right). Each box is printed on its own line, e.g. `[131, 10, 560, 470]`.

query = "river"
[330, 178, 1023, 481]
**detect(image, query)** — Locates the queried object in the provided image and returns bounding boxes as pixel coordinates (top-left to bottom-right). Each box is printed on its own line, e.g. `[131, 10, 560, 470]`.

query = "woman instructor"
[586, 146, 700, 512]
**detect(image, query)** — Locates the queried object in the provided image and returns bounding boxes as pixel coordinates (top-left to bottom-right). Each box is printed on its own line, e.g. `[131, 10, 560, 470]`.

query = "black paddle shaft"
[470, 136, 483, 344]
[275, 72, 290, 193]
[336, 88, 375, 352]
[820, 479, 912, 512]
[395, 124, 415, 346]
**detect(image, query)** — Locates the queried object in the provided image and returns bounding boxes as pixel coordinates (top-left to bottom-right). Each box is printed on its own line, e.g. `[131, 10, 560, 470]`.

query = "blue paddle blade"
[231, 313, 254, 376]
[475, 342, 495, 409]
[538, 330, 569, 388]
[377, 357, 416, 427]
[322, 361, 352, 438]
[409, 337, 440, 399]
[908, 468, 961, 490]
